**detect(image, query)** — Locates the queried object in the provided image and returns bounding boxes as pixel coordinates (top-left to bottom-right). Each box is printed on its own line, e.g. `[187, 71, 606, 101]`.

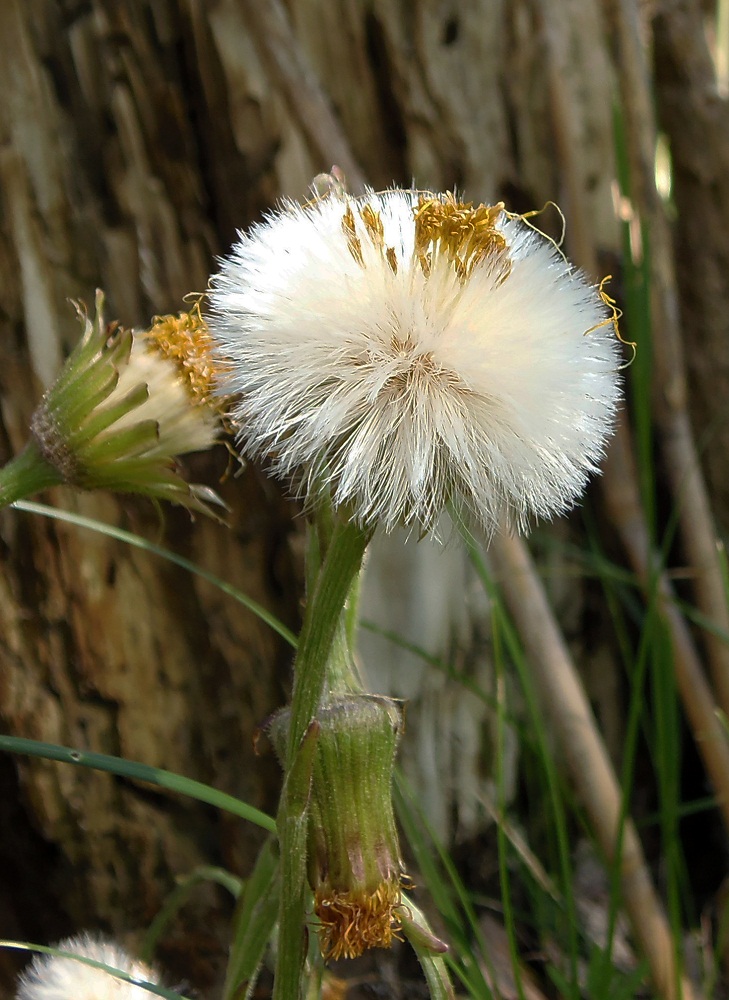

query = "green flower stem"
[327, 561, 368, 695]
[324, 615, 362, 694]
[305, 496, 335, 594]
[0, 442, 61, 508]
[274, 721, 320, 1000]
[344, 566, 364, 653]
[273, 515, 371, 1000]
[285, 516, 372, 768]
[306, 505, 368, 695]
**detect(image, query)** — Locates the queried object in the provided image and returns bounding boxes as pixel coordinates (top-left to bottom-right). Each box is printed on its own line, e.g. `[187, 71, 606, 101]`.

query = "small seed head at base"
[15, 933, 164, 1000]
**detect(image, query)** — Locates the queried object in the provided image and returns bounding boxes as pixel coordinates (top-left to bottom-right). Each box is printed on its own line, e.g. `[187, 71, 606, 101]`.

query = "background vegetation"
[1, 1, 728, 997]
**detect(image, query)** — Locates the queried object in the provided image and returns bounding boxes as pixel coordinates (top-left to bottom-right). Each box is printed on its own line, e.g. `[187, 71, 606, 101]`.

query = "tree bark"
[0, 3, 305, 992]
[1, 0, 720, 997]
[653, 0, 729, 527]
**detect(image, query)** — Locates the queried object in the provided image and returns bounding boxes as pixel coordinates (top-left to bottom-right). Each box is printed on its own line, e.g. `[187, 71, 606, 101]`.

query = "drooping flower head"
[208, 186, 621, 535]
[6, 292, 226, 515]
[15, 934, 165, 999]
[268, 695, 407, 961]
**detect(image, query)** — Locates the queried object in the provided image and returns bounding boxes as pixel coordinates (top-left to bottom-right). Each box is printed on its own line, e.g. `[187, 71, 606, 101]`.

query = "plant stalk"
[488, 531, 695, 1000]
[272, 515, 371, 1000]
[0, 441, 61, 507]
[606, 0, 729, 723]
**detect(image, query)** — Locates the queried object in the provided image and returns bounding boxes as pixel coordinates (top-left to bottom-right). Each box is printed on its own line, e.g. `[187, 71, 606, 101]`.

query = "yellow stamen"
[413, 194, 509, 281]
[360, 203, 385, 247]
[504, 200, 567, 254]
[144, 299, 221, 405]
[339, 202, 401, 277]
[342, 206, 364, 266]
[314, 880, 405, 961]
[590, 275, 636, 367]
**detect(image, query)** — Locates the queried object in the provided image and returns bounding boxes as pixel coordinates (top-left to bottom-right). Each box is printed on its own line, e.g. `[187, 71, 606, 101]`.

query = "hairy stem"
[0, 442, 61, 507]
[273, 516, 371, 1000]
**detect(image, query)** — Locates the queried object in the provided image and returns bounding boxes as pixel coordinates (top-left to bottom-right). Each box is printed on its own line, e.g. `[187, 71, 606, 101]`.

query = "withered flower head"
[270, 694, 406, 961]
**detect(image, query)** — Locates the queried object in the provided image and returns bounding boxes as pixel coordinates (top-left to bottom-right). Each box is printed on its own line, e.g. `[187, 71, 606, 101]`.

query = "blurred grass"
[386, 95, 719, 999]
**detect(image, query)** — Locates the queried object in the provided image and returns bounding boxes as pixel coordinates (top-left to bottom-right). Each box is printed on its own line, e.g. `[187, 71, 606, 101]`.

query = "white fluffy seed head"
[208, 188, 622, 535]
[15, 934, 163, 1000]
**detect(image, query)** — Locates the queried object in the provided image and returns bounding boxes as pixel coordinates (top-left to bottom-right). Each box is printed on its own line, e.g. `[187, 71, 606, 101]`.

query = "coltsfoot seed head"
[209, 187, 621, 535]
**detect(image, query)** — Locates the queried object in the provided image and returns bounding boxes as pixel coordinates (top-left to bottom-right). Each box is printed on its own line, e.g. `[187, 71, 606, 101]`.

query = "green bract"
[0, 291, 224, 515]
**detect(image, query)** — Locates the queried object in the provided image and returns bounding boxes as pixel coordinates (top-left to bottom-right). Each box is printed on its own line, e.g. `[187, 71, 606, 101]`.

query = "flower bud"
[10, 291, 225, 515]
[269, 694, 406, 960]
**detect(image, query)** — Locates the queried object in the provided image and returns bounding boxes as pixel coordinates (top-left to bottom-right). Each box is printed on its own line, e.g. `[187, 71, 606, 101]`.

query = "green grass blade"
[223, 838, 280, 1000]
[141, 866, 243, 964]
[11, 500, 296, 648]
[0, 735, 276, 833]
[0, 940, 193, 1000]
[466, 538, 581, 995]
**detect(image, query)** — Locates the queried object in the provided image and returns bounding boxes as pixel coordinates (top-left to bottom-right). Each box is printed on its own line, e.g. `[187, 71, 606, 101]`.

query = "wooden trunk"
[0, 1, 726, 996]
